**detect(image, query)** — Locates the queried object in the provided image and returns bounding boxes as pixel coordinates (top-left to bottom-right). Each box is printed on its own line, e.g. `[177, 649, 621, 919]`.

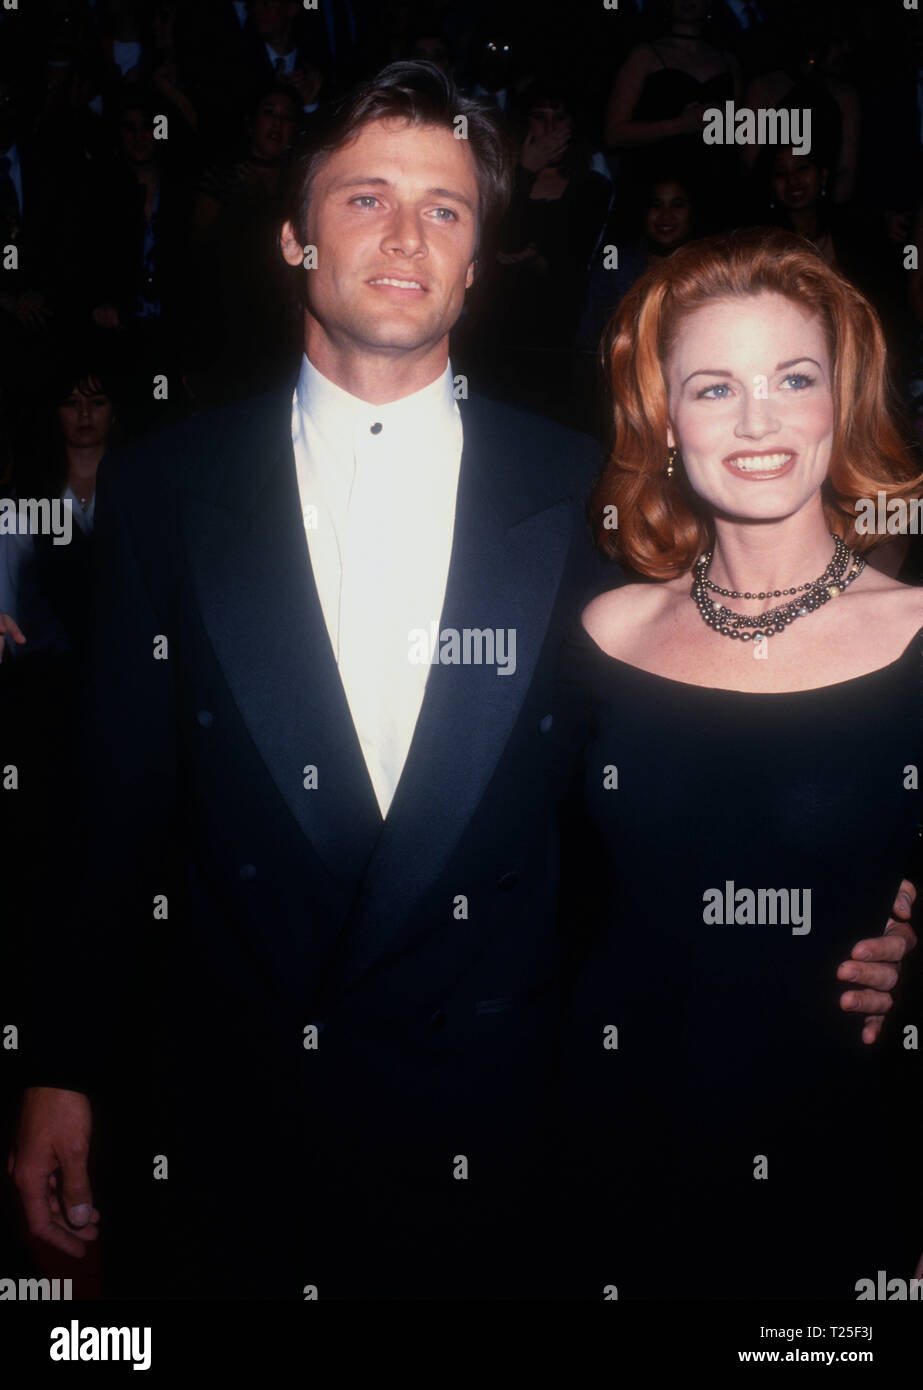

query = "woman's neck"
[668, 28, 704, 46]
[787, 205, 820, 239]
[66, 444, 104, 481]
[706, 510, 836, 598]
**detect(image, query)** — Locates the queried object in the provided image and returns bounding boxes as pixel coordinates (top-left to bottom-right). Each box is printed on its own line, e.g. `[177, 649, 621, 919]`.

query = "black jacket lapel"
[320, 394, 578, 997]
[180, 396, 382, 887]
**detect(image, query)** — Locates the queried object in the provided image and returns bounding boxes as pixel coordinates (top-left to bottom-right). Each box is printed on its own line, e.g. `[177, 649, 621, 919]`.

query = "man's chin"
[348, 319, 447, 353]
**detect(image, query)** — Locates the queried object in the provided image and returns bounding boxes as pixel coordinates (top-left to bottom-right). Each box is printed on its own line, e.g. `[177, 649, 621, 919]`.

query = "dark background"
[2, 0, 922, 1296]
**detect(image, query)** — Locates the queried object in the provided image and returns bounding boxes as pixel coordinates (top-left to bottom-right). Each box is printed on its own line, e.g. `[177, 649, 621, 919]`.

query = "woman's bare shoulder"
[581, 577, 686, 645]
[876, 575, 923, 630]
[841, 569, 923, 654]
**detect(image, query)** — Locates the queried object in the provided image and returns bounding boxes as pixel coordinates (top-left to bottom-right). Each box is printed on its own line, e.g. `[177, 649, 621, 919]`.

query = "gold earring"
[666, 447, 677, 478]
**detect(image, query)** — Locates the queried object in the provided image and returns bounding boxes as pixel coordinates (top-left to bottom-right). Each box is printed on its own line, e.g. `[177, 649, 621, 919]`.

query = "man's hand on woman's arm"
[837, 879, 917, 1044]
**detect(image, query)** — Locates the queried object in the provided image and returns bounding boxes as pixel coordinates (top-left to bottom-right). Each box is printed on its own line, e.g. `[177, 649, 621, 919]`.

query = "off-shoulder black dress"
[555, 621, 923, 1299]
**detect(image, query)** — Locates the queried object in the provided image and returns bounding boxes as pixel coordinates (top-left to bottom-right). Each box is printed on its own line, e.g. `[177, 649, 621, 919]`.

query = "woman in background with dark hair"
[578, 168, 697, 353]
[759, 144, 888, 280]
[0, 355, 119, 667]
[185, 82, 305, 406]
[79, 85, 193, 433]
[471, 77, 611, 420]
[557, 227, 923, 1300]
[756, 145, 914, 395]
[743, 9, 860, 204]
[1, 356, 120, 995]
[499, 78, 612, 339]
[603, 0, 742, 231]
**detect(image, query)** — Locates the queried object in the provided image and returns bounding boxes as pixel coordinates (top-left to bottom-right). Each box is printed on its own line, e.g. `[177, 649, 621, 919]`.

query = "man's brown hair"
[288, 60, 516, 271]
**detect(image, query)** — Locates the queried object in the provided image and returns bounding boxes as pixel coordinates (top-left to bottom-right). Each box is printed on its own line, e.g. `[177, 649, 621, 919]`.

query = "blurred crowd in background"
[2, 0, 923, 1284]
[1, 0, 922, 452]
[1, 0, 922, 659]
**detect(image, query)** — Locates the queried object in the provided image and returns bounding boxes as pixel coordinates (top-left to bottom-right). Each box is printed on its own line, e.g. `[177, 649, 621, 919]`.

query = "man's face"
[285, 117, 479, 358]
[251, 0, 297, 40]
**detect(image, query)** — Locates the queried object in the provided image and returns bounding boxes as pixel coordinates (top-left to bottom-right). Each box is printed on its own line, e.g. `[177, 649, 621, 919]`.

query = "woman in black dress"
[558, 226, 923, 1299]
[603, 0, 741, 232]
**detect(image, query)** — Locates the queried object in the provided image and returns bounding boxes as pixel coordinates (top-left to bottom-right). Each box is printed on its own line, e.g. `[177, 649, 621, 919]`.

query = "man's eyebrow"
[329, 175, 475, 210]
[329, 175, 391, 190]
[427, 186, 475, 210]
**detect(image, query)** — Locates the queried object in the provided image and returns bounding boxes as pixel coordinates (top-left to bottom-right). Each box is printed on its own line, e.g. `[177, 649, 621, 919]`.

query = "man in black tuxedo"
[8, 60, 914, 1301]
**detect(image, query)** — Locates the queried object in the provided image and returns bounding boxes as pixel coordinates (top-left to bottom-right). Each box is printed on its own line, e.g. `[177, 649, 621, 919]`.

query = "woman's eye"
[780, 373, 815, 390]
[696, 383, 732, 399]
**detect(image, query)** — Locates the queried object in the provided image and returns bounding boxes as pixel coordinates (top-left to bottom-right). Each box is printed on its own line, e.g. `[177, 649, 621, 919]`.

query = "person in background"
[742, 13, 861, 204]
[469, 77, 611, 421]
[0, 355, 119, 668]
[578, 168, 697, 354]
[757, 145, 914, 397]
[603, 0, 741, 233]
[185, 81, 304, 406]
[78, 86, 195, 433]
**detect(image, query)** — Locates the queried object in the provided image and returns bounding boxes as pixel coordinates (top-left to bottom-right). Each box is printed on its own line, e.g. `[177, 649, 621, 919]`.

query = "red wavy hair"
[592, 226, 922, 579]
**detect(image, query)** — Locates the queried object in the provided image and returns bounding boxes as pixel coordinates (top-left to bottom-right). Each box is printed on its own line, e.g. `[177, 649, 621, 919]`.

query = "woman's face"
[251, 93, 297, 159]
[670, 0, 708, 27]
[58, 382, 114, 448]
[119, 107, 155, 163]
[644, 182, 692, 251]
[772, 148, 823, 211]
[527, 101, 572, 159]
[665, 292, 835, 524]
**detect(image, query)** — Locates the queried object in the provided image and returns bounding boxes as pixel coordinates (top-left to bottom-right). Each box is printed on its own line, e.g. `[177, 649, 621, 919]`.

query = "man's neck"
[303, 321, 450, 405]
[267, 28, 294, 58]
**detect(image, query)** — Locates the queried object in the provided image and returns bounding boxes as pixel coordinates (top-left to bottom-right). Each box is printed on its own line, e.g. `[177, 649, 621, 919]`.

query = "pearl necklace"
[691, 533, 865, 641]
